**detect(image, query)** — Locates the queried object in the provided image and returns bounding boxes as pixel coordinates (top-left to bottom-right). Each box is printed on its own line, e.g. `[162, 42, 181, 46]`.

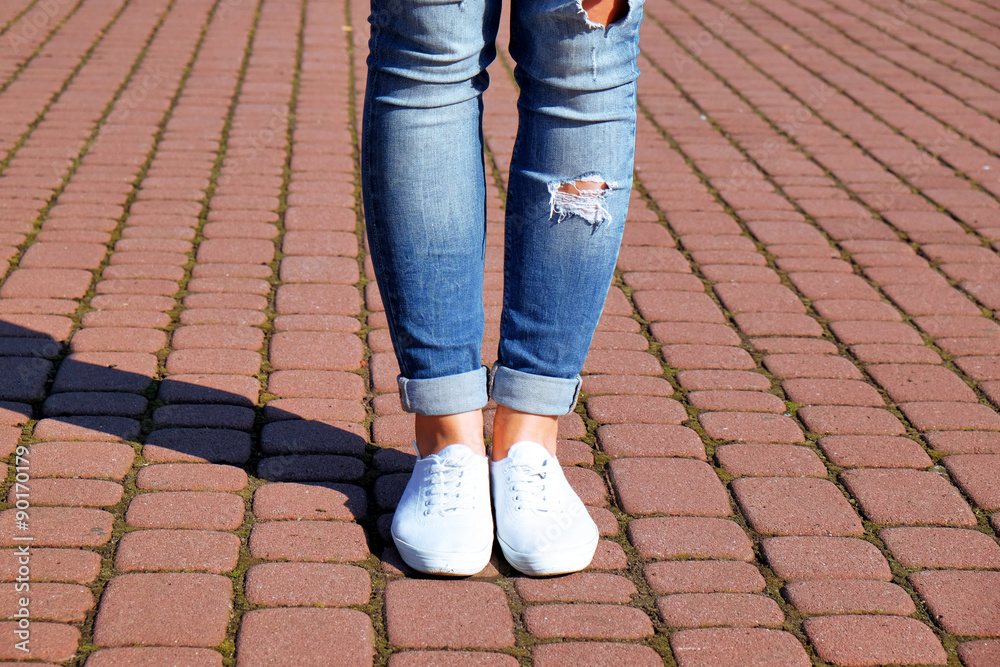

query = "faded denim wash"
[362, 0, 643, 416]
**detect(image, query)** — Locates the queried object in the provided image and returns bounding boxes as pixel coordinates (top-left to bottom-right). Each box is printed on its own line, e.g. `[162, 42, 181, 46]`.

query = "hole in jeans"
[548, 176, 615, 228]
[579, 0, 629, 27]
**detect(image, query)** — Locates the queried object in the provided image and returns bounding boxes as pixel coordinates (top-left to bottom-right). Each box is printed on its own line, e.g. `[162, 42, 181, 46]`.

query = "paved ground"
[0, 0, 999, 664]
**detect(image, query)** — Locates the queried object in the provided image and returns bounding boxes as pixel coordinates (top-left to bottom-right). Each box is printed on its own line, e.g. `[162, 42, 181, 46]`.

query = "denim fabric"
[362, 0, 643, 416]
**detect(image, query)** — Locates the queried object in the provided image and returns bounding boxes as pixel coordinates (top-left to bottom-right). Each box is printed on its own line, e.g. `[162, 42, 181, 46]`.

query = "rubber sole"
[497, 533, 600, 577]
[392, 533, 493, 576]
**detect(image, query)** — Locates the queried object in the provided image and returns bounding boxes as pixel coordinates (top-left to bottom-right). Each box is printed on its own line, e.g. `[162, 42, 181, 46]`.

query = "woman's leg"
[362, 0, 501, 574]
[488, 0, 643, 577]
[491, 0, 643, 456]
[362, 0, 503, 456]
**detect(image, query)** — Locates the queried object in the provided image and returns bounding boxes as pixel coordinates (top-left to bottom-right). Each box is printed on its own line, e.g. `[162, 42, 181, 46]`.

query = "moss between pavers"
[213, 0, 314, 655]
[2, 0, 178, 335]
[3, 1, 229, 664]
[338, 1, 400, 663]
[69, 0, 276, 659]
[0, 0, 114, 180]
[639, 81, 971, 652]
[33, 0, 995, 664]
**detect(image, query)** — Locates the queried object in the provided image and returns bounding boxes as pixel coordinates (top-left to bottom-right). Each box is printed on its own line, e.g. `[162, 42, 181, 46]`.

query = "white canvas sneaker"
[491, 441, 599, 576]
[391, 443, 494, 575]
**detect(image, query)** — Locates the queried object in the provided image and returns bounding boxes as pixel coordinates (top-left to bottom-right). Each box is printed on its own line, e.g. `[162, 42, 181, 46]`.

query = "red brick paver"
[385, 580, 515, 649]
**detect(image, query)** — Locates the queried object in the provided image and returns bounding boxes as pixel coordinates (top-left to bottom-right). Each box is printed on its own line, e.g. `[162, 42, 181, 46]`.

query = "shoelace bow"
[423, 459, 475, 515]
[508, 462, 558, 512]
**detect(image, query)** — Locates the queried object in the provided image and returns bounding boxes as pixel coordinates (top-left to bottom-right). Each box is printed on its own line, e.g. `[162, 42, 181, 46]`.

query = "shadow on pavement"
[0, 319, 405, 554]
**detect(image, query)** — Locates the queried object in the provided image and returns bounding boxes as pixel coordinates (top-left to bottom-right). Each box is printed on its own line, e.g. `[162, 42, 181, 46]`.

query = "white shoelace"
[422, 459, 476, 515]
[507, 462, 558, 512]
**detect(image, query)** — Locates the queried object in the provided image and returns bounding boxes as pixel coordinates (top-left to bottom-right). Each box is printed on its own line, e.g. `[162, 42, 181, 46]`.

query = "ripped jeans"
[361, 0, 643, 416]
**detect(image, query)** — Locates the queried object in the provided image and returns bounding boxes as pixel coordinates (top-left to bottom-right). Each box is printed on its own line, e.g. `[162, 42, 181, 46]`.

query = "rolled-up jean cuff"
[488, 363, 582, 415]
[397, 366, 490, 415]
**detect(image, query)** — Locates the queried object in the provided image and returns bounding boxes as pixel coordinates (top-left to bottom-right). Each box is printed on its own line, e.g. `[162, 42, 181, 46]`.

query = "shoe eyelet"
[423, 510, 430, 516]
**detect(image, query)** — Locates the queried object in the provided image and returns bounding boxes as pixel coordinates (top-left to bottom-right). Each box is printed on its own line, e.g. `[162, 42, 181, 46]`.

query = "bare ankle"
[491, 404, 559, 461]
[414, 410, 486, 458]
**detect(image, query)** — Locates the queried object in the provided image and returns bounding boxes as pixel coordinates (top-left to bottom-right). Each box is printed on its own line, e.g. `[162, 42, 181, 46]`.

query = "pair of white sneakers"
[390, 440, 600, 576]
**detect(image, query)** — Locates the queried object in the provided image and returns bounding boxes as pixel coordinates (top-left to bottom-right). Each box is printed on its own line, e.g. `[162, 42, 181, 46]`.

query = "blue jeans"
[362, 0, 643, 416]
